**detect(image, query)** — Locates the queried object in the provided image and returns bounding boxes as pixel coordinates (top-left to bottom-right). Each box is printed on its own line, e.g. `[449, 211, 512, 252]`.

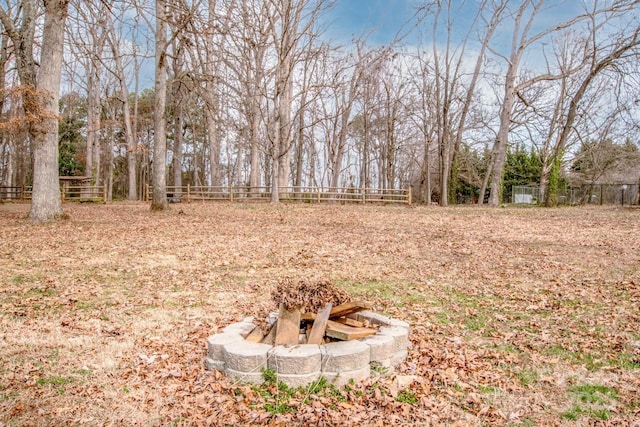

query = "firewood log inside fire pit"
[254, 278, 379, 345]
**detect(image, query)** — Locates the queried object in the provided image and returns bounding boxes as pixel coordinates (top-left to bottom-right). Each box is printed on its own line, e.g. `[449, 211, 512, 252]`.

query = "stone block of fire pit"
[225, 368, 266, 384]
[204, 357, 225, 372]
[322, 365, 371, 387]
[267, 345, 322, 375]
[223, 340, 272, 372]
[391, 350, 409, 368]
[378, 326, 410, 354]
[320, 340, 370, 373]
[222, 321, 258, 337]
[207, 333, 244, 360]
[358, 333, 395, 364]
[205, 309, 410, 388]
[349, 311, 410, 329]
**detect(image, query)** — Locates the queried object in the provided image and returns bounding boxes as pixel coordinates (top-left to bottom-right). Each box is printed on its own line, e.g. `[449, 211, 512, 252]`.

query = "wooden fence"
[147, 185, 412, 205]
[1, 184, 409, 205]
[0, 185, 106, 202]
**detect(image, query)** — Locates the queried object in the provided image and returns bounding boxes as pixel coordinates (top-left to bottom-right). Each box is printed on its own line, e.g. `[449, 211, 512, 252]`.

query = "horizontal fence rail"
[60, 185, 106, 202]
[0, 186, 28, 201]
[0, 185, 105, 202]
[148, 185, 412, 205]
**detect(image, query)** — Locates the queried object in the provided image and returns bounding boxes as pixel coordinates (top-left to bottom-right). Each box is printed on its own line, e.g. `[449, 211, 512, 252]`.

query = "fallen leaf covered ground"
[0, 202, 639, 426]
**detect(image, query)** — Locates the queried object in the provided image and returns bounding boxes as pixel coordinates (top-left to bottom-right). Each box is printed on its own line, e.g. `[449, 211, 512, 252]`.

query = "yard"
[1, 202, 639, 426]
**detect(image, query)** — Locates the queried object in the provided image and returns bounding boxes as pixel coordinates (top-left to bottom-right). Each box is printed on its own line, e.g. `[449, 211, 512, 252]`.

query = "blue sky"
[324, 0, 589, 48]
[324, 0, 421, 45]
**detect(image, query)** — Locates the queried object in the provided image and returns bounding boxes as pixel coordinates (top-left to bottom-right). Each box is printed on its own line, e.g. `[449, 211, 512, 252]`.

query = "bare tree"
[417, 0, 505, 206]
[541, 2, 640, 205]
[67, 0, 108, 193]
[29, 0, 69, 221]
[151, 0, 168, 210]
[484, 0, 586, 206]
[0, 0, 69, 221]
[265, 0, 326, 202]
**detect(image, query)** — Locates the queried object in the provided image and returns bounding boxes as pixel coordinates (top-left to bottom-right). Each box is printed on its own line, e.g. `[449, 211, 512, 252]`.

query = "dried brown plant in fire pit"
[271, 277, 350, 312]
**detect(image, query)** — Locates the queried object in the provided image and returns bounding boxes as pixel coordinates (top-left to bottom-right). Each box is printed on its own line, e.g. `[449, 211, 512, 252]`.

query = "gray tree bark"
[151, 0, 168, 210]
[28, 0, 69, 222]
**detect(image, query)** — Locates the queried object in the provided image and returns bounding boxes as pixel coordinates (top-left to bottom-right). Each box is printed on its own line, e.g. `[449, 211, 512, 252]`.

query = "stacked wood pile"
[247, 278, 378, 345]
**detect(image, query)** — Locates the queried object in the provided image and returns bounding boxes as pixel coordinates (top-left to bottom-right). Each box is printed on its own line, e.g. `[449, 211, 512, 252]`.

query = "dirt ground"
[1, 202, 639, 426]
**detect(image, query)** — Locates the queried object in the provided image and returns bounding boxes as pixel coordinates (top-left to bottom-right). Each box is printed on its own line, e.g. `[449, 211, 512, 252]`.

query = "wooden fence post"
[187, 184, 191, 203]
[407, 187, 412, 206]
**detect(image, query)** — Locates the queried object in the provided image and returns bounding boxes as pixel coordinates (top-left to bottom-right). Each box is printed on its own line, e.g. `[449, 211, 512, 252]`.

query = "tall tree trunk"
[294, 104, 305, 188]
[102, 9, 138, 200]
[488, 74, 516, 206]
[29, 0, 68, 222]
[330, 107, 349, 189]
[151, 0, 168, 210]
[173, 106, 183, 193]
[249, 97, 262, 192]
[115, 59, 136, 200]
[206, 106, 220, 186]
[423, 136, 431, 204]
[86, 68, 102, 187]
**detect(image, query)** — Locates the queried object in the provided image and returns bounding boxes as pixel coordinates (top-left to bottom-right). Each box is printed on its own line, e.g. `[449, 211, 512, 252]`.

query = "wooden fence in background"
[0, 185, 106, 202]
[0, 184, 410, 205]
[147, 185, 412, 205]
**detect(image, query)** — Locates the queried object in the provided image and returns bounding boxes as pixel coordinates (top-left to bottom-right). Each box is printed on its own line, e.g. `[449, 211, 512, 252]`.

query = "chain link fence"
[512, 184, 640, 206]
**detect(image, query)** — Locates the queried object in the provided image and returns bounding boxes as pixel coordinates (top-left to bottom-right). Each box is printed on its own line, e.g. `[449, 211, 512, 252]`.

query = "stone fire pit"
[205, 310, 410, 387]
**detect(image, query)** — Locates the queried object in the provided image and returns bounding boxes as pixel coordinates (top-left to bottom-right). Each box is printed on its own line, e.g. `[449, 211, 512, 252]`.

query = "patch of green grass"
[1, 391, 19, 400]
[261, 368, 277, 385]
[338, 280, 397, 300]
[75, 301, 96, 311]
[561, 383, 618, 421]
[435, 311, 451, 324]
[511, 417, 536, 427]
[395, 389, 418, 405]
[10, 273, 42, 285]
[560, 298, 582, 309]
[263, 400, 296, 415]
[591, 409, 611, 420]
[36, 375, 74, 387]
[36, 375, 74, 395]
[611, 352, 640, 370]
[543, 345, 604, 371]
[465, 314, 486, 331]
[47, 349, 60, 362]
[478, 385, 500, 393]
[25, 286, 57, 297]
[445, 289, 481, 309]
[493, 344, 521, 355]
[370, 364, 389, 376]
[171, 416, 188, 426]
[73, 368, 92, 377]
[517, 369, 538, 388]
[569, 384, 618, 405]
[406, 294, 429, 303]
[544, 344, 569, 357]
[578, 351, 604, 372]
[560, 405, 585, 421]
[253, 369, 299, 415]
